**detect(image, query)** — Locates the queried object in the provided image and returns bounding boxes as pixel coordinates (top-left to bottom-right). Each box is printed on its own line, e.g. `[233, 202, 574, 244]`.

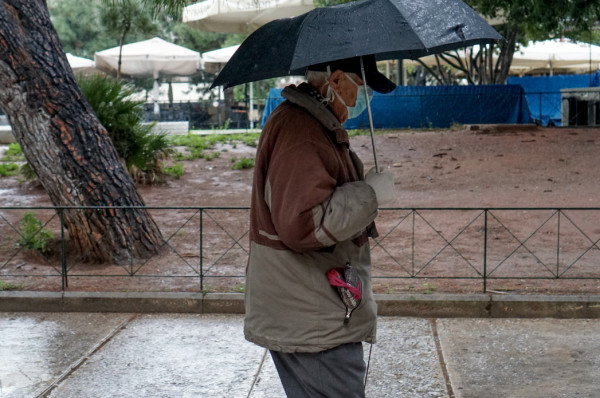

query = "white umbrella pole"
[153, 78, 160, 115]
[360, 56, 379, 173]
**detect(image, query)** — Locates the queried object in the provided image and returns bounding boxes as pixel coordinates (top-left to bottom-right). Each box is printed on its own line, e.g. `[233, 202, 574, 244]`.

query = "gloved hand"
[365, 167, 397, 206]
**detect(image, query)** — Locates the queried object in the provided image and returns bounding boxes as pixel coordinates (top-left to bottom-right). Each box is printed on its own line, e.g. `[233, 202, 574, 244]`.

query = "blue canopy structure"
[507, 72, 600, 126]
[261, 84, 532, 128]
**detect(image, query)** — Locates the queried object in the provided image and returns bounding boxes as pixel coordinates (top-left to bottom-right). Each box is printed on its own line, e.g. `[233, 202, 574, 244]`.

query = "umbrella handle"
[359, 56, 379, 173]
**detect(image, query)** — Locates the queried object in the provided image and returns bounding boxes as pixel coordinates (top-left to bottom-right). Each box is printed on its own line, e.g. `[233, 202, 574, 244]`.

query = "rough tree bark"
[0, 0, 164, 264]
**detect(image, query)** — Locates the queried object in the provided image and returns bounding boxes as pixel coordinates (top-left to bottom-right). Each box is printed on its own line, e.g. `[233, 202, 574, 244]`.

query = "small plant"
[19, 163, 37, 182]
[422, 283, 436, 294]
[2, 143, 25, 161]
[235, 284, 245, 293]
[203, 152, 220, 161]
[164, 163, 184, 179]
[211, 118, 231, 130]
[0, 163, 19, 177]
[19, 212, 54, 253]
[0, 281, 24, 291]
[231, 157, 255, 170]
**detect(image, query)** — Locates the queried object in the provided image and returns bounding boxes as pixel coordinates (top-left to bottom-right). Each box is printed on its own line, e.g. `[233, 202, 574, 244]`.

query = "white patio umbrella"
[511, 39, 600, 76]
[404, 39, 600, 77]
[183, 0, 314, 34]
[202, 44, 240, 74]
[94, 37, 202, 114]
[67, 53, 97, 74]
[203, 44, 259, 128]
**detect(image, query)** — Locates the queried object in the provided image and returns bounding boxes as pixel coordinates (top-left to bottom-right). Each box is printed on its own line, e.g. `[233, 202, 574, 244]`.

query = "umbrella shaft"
[360, 57, 379, 173]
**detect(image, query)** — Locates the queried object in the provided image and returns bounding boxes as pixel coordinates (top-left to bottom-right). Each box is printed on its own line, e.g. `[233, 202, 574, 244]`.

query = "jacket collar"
[281, 83, 350, 145]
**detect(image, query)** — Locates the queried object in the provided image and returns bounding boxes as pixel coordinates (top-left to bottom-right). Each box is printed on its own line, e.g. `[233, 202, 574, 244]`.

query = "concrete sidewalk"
[1, 311, 600, 398]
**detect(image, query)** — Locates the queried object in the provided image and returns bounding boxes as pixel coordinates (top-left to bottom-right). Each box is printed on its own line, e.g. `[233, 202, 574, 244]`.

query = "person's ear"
[329, 69, 345, 90]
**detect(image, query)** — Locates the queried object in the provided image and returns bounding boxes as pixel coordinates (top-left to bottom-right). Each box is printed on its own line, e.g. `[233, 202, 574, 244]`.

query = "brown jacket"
[245, 83, 379, 353]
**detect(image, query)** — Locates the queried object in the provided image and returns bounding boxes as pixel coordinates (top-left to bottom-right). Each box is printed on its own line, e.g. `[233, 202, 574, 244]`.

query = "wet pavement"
[1, 313, 599, 398]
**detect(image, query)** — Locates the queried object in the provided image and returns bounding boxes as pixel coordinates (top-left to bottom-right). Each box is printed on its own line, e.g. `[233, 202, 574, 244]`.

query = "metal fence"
[1, 206, 599, 294]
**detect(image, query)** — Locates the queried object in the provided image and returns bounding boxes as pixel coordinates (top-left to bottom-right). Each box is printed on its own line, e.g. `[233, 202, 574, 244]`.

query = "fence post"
[556, 209, 561, 277]
[199, 209, 203, 292]
[59, 208, 68, 290]
[483, 209, 488, 293]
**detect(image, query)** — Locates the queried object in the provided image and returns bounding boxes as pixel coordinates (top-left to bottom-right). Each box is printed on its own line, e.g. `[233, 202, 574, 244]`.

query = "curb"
[2, 292, 600, 318]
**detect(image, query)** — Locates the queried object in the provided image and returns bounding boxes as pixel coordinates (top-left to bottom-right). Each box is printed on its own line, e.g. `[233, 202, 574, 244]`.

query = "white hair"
[306, 70, 329, 86]
[306, 68, 334, 103]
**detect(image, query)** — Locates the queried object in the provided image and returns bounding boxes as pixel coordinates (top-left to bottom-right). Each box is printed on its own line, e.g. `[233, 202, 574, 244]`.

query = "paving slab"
[0, 312, 132, 398]
[45, 314, 280, 398]
[365, 317, 448, 398]
[2, 313, 599, 397]
[438, 318, 600, 398]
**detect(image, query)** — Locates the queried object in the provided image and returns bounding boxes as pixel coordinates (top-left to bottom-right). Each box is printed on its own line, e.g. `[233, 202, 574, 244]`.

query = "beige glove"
[365, 167, 397, 206]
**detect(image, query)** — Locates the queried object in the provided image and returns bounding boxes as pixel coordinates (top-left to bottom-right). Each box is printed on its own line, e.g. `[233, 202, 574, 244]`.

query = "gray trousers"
[270, 342, 366, 398]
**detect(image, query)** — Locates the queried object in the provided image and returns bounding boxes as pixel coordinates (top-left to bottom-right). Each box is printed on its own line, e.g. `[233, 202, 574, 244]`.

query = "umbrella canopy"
[94, 37, 202, 79]
[183, 0, 314, 34]
[95, 37, 202, 114]
[66, 53, 96, 73]
[212, 0, 501, 89]
[202, 44, 240, 74]
[511, 39, 600, 75]
[408, 39, 600, 76]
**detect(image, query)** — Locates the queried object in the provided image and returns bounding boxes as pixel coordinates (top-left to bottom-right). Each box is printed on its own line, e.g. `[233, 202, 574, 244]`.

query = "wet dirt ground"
[1, 125, 599, 294]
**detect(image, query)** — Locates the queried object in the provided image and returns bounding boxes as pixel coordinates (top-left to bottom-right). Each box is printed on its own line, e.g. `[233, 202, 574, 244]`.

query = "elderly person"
[245, 55, 396, 397]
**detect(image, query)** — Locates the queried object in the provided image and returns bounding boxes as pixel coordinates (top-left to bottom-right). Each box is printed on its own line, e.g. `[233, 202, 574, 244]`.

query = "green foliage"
[203, 152, 221, 161]
[101, 0, 188, 19]
[2, 143, 25, 162]
[19, 163, 37, 182]
[0, 163, 19, 177]
[211, 119, 231, 130]
[0, 281, 24, 291]
[100, 0, 158, 71]
[231, 157, 255, 170]
[48, 0, 117, 58]
[170, 132, 260, 160]
[78, 74, 172, 183]
[164, 163, 184, 179]
[172, 23, 228, 54]
[19, 212, 54, 254]
[467, 0, 600, 40]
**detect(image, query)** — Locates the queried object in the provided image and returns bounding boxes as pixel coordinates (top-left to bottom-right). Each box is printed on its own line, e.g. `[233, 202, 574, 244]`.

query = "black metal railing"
[1, 206, 599, 293]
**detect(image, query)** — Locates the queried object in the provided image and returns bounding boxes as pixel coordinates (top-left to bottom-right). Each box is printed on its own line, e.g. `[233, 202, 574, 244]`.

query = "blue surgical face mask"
[345, 74, 372, 119]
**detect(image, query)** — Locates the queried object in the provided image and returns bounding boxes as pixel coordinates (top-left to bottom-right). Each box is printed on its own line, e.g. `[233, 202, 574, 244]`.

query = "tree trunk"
[117, 23, 130, 80]
[0, 0, 164, 264]
[492, 24, 519, 84]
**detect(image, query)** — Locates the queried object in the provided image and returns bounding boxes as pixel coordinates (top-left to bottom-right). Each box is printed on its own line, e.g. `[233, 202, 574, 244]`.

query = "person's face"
[329, 70, 363, 107]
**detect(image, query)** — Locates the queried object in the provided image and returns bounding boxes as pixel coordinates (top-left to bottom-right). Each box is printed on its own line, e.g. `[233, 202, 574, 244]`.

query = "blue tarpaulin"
[507, 72, 600, 126]
[261, 84, 532, 129]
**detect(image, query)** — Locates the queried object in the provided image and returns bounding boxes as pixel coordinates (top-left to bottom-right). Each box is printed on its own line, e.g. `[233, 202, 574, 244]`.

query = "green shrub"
[19, 212, 54, 253]
[77, 74, 172, 183]
[2, 143, 25, 161]
[170, 133, 260, 160]
[0, 163, 19, 177]
[203, 152, 220, 161]
[164, 163, 184, 179]
[19, 163, 37, 182]
[231, 157, 255, 170]
[0, 281, 24, 291]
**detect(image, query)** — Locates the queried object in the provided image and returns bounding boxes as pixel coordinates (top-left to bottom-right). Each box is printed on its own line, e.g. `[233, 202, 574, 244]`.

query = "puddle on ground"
[0, 188, 41, 206]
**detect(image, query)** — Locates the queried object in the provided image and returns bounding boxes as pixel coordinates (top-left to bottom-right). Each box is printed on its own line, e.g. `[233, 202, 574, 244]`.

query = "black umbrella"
[211, 0, 501, 168]
[212, 0, 501, 89]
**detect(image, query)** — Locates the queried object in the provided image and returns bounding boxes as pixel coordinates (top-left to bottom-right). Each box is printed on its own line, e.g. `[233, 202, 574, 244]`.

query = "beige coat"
[245, 83, 379, 353]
